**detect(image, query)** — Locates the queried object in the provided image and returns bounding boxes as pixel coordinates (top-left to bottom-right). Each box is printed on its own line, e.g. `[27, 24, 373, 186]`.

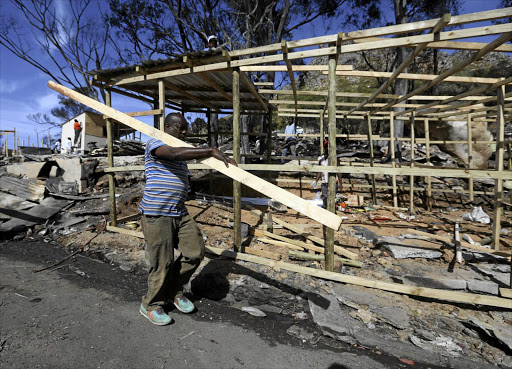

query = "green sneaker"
[140, 304, 173, 325]
[173, 293, 195, 314]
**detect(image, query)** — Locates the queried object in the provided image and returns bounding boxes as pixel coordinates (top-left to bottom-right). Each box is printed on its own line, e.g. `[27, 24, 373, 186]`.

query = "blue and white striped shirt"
[138, 139, 189, 217]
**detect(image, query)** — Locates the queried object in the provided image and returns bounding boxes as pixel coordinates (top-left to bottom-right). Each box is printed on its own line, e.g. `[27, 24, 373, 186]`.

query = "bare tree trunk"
[210, 112, 218, 148]
[391, 0, 410, 162]
[240, 115, 251, 163]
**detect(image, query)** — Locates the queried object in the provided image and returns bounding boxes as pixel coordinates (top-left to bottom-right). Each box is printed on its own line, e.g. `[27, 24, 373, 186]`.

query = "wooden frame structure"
[50, 7, 512, 307]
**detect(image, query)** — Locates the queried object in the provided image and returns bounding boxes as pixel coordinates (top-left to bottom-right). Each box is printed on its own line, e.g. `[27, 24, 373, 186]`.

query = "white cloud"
[36, 92, 60, 111]
[0, 79, 29, 94]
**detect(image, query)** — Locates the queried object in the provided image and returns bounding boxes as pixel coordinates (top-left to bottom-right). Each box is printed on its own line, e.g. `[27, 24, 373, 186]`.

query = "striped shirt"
[138, 139, 189, 217]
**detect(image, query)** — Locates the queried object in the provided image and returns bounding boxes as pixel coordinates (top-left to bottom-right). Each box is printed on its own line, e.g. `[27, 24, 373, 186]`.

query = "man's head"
[287, 118, 293, 125]
[207, 35, 218, 49]
[164, 113, 188, 139]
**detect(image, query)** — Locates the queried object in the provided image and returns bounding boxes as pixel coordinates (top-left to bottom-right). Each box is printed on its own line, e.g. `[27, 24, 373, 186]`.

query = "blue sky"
[0, 0, 506, 149]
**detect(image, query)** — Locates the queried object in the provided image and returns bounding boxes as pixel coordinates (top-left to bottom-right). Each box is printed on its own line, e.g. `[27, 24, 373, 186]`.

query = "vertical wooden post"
[324, 53, 337, 272]
[492, 85, 505, 250]
[158, 80, 165, 131]
[390, 112, 398, 208]
[47, 131, 51, 149]
[409, 113, 415, 214]
[319, 113, 325, 155]
[424, 118, 432, 211]
[106, 89, 117, 227]
[16, 130, 19, 155]
[366, 114, 377, 204]
[266, 110, 272, 164]
[4, 136, 8, 157]
[207, 108, 213, 195]
[467, 113, 474, 203]
[233, 68, 242, 252]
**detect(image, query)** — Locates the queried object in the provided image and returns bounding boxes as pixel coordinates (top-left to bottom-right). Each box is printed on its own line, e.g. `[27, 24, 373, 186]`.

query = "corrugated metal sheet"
[88, 50, 271, 112]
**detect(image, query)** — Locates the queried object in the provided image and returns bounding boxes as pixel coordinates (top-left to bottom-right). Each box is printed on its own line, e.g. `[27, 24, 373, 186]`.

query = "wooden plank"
[198, 72, 232, 102]
[281, 40, 298, 114]
[105, 90, 117, 227]
[233, 68, 242, 252]
[380, 32, 512, 111]
[162, 80, 219, 111]
[409, 114, 416, 213]
[405, 228, 511, 257]
[467, 113, 474, 202]
[252, 228, 323, 253]
[493, 85, 506, 250]
[106, 225, 144, 239]
[333, 70, 506, 85]
[288, 250, 362, 268]
[347, 14, 451, 116]
[239, 71, 269, 112]
[399, 76, 512, 117]
[48, 81, 344, 231]
[245, 247, 281, 260]
[255, 237, 304, 251]
[205, 246, 512, 310]
[243, 65, 353, 72]
[500, 288, 512, 299]
[248, 208, 358, 260]
[424, 118, 432, 211]
[105, 109, 162, 118]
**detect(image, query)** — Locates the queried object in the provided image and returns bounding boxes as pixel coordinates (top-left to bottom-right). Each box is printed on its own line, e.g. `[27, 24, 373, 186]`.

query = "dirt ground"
[1, 239, 450, 369]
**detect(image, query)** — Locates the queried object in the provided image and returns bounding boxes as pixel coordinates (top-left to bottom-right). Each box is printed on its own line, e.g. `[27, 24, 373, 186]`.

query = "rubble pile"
[0, 142, 511, 369]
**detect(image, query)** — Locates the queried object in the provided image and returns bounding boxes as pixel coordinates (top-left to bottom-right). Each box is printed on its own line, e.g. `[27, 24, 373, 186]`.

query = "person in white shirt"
[281, 118, 297, 163]
[53, 139, 61, 154]
[66, 137, 73, 154]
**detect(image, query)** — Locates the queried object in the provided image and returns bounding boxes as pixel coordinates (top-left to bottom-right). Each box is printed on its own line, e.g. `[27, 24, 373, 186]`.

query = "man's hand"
[211, 148, 237, 167]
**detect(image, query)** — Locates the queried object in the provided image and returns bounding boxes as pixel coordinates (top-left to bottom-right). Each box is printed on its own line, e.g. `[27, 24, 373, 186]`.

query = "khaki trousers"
[141, 214, 204, 311]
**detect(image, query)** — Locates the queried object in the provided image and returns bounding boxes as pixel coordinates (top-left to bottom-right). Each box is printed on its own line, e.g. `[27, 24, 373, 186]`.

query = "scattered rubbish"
[268, 199, 287, 212]
[241, 306, 267, 317]
[462, 206, 490, 224]
[346, 195, 364, 206]
[462, 234, 475, 245]
[398, 358, 415, 365]
[58, 181, 79, 195]
[291, 311, 309, 320]
[369, 215, 391, 222]
[74, 269, 86, 277]
[395, 212, 415, 221]
[409, 334, 462, 356]
[179, 331, 195, 341]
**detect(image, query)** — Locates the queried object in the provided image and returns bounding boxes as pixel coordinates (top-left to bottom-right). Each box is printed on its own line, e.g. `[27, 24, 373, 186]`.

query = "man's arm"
[154, 145, 237, 167]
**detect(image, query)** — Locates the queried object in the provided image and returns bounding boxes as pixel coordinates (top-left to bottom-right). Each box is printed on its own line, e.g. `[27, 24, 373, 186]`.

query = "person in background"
[53, 139, 61, 154]
[66, 137, 73, 154]
[73, 119, 82, 146]
[138, 112, 237, 326]
[205, 35, 218, 50]
[281, 117, 297, 163]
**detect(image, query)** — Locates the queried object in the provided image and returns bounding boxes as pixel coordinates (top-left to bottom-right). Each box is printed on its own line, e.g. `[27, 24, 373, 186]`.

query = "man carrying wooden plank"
[138, 113, 236, 326]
